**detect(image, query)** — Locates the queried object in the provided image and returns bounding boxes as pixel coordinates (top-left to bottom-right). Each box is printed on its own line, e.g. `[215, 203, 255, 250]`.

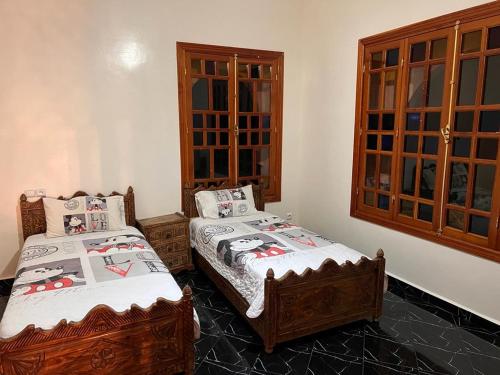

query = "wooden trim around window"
[351, 1, 500, 262]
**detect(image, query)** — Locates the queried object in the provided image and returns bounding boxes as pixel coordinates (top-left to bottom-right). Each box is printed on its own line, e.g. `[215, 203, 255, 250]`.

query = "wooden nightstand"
[136, 212, 193, 273]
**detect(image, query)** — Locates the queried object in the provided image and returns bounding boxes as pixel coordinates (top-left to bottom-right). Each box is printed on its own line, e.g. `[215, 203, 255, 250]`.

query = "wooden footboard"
[0, 286, 194, 375]
[262, 250, 385, 352]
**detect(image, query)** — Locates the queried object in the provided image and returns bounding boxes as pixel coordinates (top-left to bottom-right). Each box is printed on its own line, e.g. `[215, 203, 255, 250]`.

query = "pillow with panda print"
[43, 195, 126, 238]
[195, 185, 257, 219]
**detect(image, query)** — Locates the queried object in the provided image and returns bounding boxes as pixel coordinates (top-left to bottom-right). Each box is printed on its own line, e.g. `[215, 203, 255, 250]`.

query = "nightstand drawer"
[163, 253, 189, 270]
[154, 239, 188, 256]
[146, 223, 187, 242]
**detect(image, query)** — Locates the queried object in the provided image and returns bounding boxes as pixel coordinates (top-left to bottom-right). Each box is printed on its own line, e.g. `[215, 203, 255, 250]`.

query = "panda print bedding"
[0, 227, 199, 339]
[190, 212, 366, 318]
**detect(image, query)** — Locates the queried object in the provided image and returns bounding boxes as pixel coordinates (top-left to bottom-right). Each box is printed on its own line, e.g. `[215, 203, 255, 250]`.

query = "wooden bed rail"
[0, 286, 194, 375]
[262, 250, 386, 353]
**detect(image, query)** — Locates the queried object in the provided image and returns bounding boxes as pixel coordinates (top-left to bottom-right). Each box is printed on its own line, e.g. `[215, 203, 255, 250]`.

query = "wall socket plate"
[286, 212, 293, 221]
[24, 189, 46, 198]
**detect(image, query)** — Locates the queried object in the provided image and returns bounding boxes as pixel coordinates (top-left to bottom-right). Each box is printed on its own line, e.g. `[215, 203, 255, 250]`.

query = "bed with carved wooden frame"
[0, 187, 194, 375]
[184, 183, 386, 353]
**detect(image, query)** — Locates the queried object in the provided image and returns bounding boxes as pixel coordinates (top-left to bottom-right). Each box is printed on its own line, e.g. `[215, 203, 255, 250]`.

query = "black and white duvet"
[190, 212, 365, 318]
[0, 227, 199, 338]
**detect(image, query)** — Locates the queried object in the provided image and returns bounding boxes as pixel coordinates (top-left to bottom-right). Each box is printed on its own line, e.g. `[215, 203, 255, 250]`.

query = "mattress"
[0, 226, 199, 339]
[190, 212, 366, 318]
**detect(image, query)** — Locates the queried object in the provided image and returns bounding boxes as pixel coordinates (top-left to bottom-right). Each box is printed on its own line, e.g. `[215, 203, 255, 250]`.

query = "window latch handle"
[440, 125, 451, 144]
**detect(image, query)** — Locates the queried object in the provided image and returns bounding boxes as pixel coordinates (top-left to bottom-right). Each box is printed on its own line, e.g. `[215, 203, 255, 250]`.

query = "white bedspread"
[0, 227, 199, 339]
[190, 212, 365, 318]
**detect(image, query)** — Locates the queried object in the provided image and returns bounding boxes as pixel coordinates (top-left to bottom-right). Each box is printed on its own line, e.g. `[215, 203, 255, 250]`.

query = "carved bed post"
[182, 286, 194, 375]
[373, 249, 386, 321]
[264, 268, 277, 353]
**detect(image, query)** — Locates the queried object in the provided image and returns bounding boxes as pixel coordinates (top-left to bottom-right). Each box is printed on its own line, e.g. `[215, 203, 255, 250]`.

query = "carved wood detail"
[20, 186, 136, 240]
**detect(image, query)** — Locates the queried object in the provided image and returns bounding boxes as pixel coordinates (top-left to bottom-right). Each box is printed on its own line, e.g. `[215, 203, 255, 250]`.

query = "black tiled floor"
[0, 273, 498, 374]
[172, 270, 500, 375]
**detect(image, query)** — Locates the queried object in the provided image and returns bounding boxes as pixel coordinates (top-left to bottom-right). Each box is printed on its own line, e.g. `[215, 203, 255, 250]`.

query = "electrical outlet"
[24, 189, 36, 198]
[35, 188, 46, 197]
[286, 212, 293, 221]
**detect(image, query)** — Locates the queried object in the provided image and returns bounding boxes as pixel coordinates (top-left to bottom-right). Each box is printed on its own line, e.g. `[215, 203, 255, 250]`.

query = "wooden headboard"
[183, 184, 265, 218]
[19, 186, 136, 240]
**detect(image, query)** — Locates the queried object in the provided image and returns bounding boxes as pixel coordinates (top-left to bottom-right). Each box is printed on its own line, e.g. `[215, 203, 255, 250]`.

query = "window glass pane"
[384, 70, 397, 109]
[487, 26, 500, 50]
[483, 55, 500, 105]
[452, 137, 471, 157]
[410, 42, 427, 62]
[455, 111, 474, 132]
[479, 111, 500, 132]
[420, 159, 437, 199]
[462, 30, 482, 53]
[256, 148, 269, 177]
[263, 132, 270, 145]
[402, 157, 417, 195]
[192, 78, 208, 110]
[251, 116, 259, 129]
[220, 132, 229, 146]
[207, 132, 216, 146]
[262, 65, 272, 79]
[469, 215, 489, 237]
[425, 112, 441, 131]
[251, 64, 260, 79]
[239, 149, 253, 176]
[418, 203, 433, 222]
[382, 114, 394, 130]
[408, 67, 425, 108]
[386, 49, 399, 67]
[404, 135, 419, 153]
[191, 59, 202, 74]
[213, 80, 228, 111]
[194, 150, 210, 179]
[239, 116, 247, 129]
[447, 210, 464, 231]
[193, 132, 203, 146]
[239, 132, 247, 145]
[193, 114, 203, 128]
[238, 63, 248, 78]
[368, 114, 379, 130]
[220, 115, 228, 129]
[473, 164, 495, 212]
[422, 136, 439, 155]
[365, 191, 375, 206]
[217, 61, 228, 76]
[427, 64, 445, 107]
[449, 162, 468, 206]
[378, 194, 390, 210]
[458, 59, 479, 106]
[431, 38, 447, 59]
[251, 132, 259, 145]
[365, 154, 376, 188]
[371, 52, 383, 69]
[205, 60, 215, 75]
[262, 116, 271, 129]
[367, 135, 378, 150]
[381, 135, 393, 151]
[207, 114, 216, 128]
[476, 138, 498, 160]
[239, 82, 253, 112]
[369, 73, 381, 109]
[257, 82, 271, 112]
[406, 113, 420, 131]
[379, 155, 391, 191]
[214, 149, 229, 178]
[400, 200, 414, 217]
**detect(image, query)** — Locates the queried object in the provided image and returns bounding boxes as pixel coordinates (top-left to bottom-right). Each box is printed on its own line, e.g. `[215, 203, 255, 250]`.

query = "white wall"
[1, 0, 498, 323]
[0, 0, 304, 277]
[296, 0, 500, 322]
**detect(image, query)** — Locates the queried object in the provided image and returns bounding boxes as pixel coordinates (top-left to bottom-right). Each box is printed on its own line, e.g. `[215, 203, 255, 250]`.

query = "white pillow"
[43, 195, 126, 238]
[195, 185, 257, 219]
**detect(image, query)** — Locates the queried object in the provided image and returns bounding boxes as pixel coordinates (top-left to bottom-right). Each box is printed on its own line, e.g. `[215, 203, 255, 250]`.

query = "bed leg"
[264, 344, 275, 354]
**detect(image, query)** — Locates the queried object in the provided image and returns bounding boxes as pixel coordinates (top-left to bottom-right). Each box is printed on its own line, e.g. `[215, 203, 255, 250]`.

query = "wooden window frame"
[177, 42, 284, 204]
[351, 1, 500, 262]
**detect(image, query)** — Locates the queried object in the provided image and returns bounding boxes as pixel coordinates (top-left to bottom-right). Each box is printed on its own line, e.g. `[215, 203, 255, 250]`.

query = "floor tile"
[306, 351, 362, 375]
